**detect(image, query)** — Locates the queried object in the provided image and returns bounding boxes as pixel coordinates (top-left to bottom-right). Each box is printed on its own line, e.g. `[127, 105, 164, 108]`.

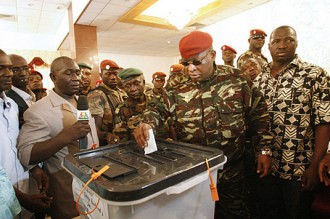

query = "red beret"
[170, 64, 184, 72]
[179, 31, 213, 59]
[221, 45, 237, 54]
[95, 80, 103, 86]
[30, 70, 43, 80]
[100, 60, 119, 70]
[250, 29, 267, 37]
[152, 72, 166, 79]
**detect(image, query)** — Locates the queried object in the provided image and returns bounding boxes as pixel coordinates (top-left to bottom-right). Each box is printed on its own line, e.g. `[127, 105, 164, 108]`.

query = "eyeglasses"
[10, 66, 30, 74]
[180, 50, 211, 67]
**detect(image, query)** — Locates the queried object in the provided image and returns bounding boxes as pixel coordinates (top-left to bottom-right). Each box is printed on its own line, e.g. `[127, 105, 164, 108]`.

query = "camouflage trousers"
[215, 159, 250, 219]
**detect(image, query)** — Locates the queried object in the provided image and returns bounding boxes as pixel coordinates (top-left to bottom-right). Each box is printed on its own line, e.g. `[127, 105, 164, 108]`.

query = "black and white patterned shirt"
[254, 55, 330, 181]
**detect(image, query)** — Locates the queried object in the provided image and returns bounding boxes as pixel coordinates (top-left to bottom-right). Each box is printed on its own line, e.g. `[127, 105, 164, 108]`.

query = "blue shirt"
[0, 166, 21, 218]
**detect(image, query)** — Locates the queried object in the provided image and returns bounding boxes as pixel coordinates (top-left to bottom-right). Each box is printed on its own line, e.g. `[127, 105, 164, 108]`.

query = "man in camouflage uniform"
[78, 62, 93, 95]
[145, 71, 166, 98]
[237, 29, 268, 70]
[133, 30, 273, 219]
[220, 45, 237, 67]
[165, 63, 187, 90]
[87, 59, 126, 145]
[113, 68, 169, 141]
[254, 25, 330, 219]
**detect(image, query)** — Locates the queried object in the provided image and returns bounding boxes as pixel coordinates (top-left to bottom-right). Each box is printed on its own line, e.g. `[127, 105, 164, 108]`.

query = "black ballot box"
[63, 139, 226, 219]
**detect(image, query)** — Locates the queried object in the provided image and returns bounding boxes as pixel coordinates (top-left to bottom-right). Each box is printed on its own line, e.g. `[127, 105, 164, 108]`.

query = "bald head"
[51, 56, 78, 74]
[8, 54, 28, 67]
[50, 56, 81, 97]
[270, 25, 297, 42]
[0, 49, 12, 66]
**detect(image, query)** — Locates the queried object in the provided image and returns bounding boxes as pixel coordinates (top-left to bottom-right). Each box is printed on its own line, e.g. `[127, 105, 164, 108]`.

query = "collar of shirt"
[11, 86, 35, 107]
[0, 91, 13, 110]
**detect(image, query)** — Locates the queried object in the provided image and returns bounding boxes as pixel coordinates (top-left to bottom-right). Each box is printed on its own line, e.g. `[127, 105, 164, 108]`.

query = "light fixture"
[142, 0, 216, 30]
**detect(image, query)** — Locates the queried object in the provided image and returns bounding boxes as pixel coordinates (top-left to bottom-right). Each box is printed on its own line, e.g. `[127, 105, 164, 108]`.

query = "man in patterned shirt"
[87, 59, 126, 145]
[237, 29, 268, 69]
[254, 25, 330, 219]
[133, 30, 273, 219]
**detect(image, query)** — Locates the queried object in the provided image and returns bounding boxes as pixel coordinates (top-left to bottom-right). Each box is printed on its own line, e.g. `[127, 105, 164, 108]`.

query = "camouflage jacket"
[87, 83, 126, 133]
[145, 88, 165, 103]
[113, 93, 169, 141]
[143, 65, 273, 164]
[237, 50, 268, 70]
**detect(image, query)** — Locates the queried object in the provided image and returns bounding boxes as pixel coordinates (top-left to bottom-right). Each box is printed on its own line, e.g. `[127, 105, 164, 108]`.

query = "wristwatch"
[261, 147, 272, 156]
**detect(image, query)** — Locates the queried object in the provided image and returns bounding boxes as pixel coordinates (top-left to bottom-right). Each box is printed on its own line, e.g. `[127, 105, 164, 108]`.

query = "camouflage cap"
[118, 68, 143, 81]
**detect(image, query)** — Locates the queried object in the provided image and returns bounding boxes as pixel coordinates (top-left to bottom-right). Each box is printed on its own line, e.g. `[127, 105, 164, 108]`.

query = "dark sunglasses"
[251, 35, 265, 40]
[180, 50, 211, 67]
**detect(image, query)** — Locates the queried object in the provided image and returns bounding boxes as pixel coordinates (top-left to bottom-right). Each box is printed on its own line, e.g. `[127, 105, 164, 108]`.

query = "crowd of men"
[0, 25, 330, 219]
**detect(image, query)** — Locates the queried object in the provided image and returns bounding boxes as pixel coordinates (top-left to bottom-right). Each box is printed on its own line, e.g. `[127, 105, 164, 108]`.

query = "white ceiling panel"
[17, 8, 41, 18]
[99, 3, 131, 17]
[42, 2, 66, 12]
[93, 0, 110, 3]
[109, 0, 141, 8]
[0, 20, 17, 31]
[0, 0, 16, 6]
[0, 5, 16, 15]
[0, 0, 272, 56]
[85, 1, 107, 13]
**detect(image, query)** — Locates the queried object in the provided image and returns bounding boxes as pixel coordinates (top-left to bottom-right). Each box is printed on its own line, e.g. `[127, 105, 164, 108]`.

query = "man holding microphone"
[18, 56, 99, 218]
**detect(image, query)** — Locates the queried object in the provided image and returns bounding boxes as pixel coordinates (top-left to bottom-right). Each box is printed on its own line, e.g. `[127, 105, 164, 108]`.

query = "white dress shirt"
[0, 91, 29, 188]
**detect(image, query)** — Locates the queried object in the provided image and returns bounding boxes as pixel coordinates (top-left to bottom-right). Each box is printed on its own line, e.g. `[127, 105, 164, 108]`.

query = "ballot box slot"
[79, 156, 137, 180]
[146, 147, 187, 161]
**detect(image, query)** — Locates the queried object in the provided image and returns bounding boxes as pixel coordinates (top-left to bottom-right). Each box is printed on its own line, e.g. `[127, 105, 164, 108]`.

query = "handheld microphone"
[77, 95, 90, 150]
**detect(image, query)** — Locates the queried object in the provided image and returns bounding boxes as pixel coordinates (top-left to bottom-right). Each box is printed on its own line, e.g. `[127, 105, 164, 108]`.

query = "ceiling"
[0, 0, 271, 57]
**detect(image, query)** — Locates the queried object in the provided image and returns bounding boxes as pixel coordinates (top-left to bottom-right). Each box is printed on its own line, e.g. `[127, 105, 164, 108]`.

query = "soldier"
[165, 63, 187, 90]
[87, 59, 126, 145]
[241, 57, 262, 80]
[78, 62, 92, 95]
[145, 71, 166, 97]
[133, 30, 273, 219]
[220, 45, 237, 67]
[113, 68, 169, 141]
[254, 25, 330, 219]
[237, 29, 268, 69]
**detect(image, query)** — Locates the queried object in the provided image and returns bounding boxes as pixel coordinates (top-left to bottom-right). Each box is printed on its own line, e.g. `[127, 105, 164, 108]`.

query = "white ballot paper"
[144, 129, 158, 154]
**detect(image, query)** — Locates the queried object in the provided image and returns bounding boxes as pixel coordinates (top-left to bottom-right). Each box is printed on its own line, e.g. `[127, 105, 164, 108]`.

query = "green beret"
[78, 62, 92, 70]
[118, 68, 143, 81]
